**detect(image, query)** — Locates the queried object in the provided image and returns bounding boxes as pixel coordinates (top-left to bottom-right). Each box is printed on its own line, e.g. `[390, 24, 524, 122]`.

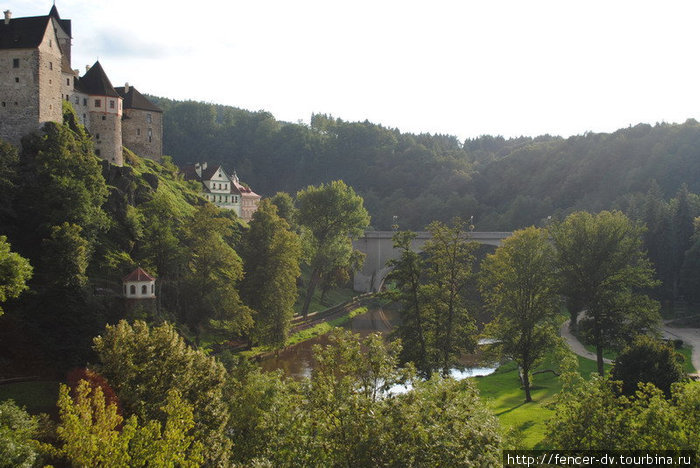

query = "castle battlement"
[0, 6, 162, 166]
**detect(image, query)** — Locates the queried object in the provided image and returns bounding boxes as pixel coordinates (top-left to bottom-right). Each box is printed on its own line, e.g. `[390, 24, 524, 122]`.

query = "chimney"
[124, 82, 130, 94]
[85, 64, 91, 73]
[4, 10, 11, 24]
[202, 162, 207, 171]
[194, 163, 202, 177]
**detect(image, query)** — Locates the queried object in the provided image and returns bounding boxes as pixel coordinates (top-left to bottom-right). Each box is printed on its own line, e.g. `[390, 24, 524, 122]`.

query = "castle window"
[66, 95, 70, 102]
[83, 98, 87, 106]
[12, 58, 19, 68]
[101, 116, 106, 120]
[74, 96, 79, 104]
[14, 77, 19, 83]
[94, 99, 101, 108]
[137, 128, 141, 136]
[49, 62, 53, 70]
[49, 39, 52, 48]
[96, 133, 100, 140]
[109, 100, 115, 109]
[147, 113, 152, 123]
[130, 285, 136, 295]
[66, 78, 70, 86]
[151, 284, 154, 293]
[141, 285, 147, 294]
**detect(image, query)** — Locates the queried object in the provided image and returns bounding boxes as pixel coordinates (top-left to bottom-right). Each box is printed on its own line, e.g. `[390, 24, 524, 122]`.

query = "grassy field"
[475, 354, 610, 449]
[0, 380, 60, 415]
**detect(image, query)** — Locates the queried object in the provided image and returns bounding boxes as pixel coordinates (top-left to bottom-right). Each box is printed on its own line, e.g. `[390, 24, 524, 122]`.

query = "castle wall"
[0, 22, 62, 147]
[89, 107, 123, 166]
[0, 48, 41, 145]
[36, 23, 63, 128]
[70, 91, 91, 128]
[121, 108, 162, 161]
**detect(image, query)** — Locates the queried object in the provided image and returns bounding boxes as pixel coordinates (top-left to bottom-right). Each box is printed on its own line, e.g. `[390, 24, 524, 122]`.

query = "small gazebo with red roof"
[122, 267, 156, 299]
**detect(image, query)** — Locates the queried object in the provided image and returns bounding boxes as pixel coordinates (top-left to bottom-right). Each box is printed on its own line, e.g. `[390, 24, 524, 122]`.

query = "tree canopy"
[551, 211, 660, 374]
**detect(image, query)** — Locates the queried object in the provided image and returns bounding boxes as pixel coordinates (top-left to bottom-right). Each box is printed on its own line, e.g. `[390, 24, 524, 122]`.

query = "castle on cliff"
[0, 5, 162, 165]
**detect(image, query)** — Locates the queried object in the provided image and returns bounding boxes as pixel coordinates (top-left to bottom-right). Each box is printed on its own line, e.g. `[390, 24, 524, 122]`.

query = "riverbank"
[240, 294, 376, 360]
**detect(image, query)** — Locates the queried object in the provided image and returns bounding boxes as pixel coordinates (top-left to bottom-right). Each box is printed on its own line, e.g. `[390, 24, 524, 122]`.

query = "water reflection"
[259, 307, 497, 380]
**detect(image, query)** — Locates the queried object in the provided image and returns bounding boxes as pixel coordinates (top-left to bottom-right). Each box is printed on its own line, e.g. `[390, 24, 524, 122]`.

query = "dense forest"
[152, 96, 700, 231]
[152, 97, 700, 302]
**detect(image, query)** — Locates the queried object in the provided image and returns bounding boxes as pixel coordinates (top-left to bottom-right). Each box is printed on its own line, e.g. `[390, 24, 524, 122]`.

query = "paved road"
[560, 319, 700, 375]
[559, 320, 613, 365]
[662, 321, 700, 374]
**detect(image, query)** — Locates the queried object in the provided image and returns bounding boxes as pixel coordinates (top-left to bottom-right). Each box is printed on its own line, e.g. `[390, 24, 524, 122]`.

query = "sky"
[7, 0, 700, 140]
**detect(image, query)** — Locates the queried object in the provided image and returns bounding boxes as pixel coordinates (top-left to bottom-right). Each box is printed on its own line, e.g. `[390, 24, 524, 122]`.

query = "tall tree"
[385, 231, 430, 374]
[181, 204, 252, 340]
[680, 217, 700, 303]
[479, 226, 559, 402]
[551, 211, 660, 375]
[296, 180, 370, 317]
[422, 218, 478, 375]
[15, 122, 108, 255]
[671, 184, 695, 299]
[0, 236, 32, 316]
[240, 200, 302, 348]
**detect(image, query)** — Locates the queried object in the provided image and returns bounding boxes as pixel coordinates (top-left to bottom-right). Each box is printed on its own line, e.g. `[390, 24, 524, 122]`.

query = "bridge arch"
[352, 231, 512, 292]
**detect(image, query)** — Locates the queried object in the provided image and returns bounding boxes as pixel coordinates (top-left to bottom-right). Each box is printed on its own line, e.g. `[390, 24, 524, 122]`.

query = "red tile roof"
[122, 267, 155, 282]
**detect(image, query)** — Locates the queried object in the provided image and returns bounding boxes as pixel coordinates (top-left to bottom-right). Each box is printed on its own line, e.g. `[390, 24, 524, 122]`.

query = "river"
[259, 306, 497, 379]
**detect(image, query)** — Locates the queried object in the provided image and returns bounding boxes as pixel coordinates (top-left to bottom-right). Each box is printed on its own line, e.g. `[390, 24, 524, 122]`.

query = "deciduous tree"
[296, 180, 369, 317]
[240, 200, 302, 348]
[480, 226, 559, 402]
[610, 335, 685, 397]
[92, 320, 230, 466]
[0, 236, 32, 316]
[551, 211, 660, 375]
[422, 218, 478, 375]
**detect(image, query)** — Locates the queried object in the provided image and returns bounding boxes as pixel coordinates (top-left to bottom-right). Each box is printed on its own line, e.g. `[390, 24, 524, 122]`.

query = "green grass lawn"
[475, 354, 610, 449]
[0, 381, 60, 415]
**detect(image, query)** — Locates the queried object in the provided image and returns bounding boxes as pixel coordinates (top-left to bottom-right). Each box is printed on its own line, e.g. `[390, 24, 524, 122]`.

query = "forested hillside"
[152, 96, 700, 231]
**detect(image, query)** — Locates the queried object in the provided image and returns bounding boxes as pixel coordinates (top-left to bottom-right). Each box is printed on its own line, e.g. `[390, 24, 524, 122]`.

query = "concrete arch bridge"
[352, 231, 513, 292]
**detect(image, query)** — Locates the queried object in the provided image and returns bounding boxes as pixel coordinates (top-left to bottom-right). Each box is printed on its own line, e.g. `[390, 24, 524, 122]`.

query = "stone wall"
[0, 22, 62, 147]
[121, 108, 162, 161]
[0, 48, 40, 145]
[90, 110, 123, 166]
[36, 24, 63, 128]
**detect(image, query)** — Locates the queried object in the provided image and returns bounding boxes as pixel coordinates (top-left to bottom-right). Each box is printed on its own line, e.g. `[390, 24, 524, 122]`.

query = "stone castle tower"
[0, 5, 162, 165]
